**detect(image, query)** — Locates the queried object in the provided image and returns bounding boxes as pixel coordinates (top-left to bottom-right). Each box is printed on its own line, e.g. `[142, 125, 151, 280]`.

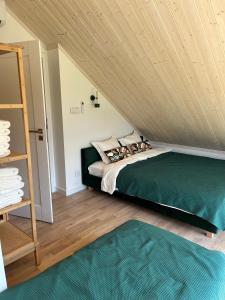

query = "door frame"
[41, 48, 57, 194]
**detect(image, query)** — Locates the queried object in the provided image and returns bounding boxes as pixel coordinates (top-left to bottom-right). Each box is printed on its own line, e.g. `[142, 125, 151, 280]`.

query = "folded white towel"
[0, 197, 21, 204]
[0, 129, 10, 136]
[0, 150, 10, 158]
[0, 143, 9, 150]
[0, 175, 22, 183]
[0, 197, 22, 209]
[0, 181, 24, 191]
[0, 189, 24, 202]
[0, 136, 10, 143]
[0, 120, 10, 129]
[0, 168, 19, 177]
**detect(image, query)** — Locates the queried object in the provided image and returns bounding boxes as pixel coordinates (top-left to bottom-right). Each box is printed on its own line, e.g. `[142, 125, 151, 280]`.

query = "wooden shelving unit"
[0, 43, 39, 266]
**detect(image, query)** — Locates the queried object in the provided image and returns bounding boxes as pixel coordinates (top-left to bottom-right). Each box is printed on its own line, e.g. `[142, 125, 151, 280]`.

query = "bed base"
[81, 147, 219, 237]
[87, 186, 94, 191]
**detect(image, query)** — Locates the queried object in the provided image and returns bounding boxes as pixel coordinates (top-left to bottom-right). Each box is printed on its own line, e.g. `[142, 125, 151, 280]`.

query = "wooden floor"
[6, 189, 225, 287]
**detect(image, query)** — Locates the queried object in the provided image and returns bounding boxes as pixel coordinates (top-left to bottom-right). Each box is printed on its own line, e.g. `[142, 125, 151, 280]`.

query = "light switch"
[70, 107, 81, 114]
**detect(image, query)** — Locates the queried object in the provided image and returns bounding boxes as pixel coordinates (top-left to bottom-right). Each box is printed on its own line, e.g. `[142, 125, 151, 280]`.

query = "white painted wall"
[151, 141, 225, 160]
[0, 8, 34, 42]
[58, 49, 133, 194]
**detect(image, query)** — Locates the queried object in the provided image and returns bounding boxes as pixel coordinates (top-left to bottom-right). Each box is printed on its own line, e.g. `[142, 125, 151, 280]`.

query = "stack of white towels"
[0, 167, 24, 209]
[0, 120, 11, 158]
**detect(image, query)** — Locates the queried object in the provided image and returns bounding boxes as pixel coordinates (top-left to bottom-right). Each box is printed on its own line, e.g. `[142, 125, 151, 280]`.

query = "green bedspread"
[1, 220, 225, 300]
[117, 152, 225, 230]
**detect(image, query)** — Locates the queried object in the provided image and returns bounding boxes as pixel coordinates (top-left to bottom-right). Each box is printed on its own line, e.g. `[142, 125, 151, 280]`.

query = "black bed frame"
[81, 146, 219, 235]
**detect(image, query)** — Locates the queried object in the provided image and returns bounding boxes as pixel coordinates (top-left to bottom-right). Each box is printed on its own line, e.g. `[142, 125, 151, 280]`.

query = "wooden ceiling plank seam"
[128, 0, 203, 138]
[184, 0, 225, 147]
[173, 0, 225, 148]
[152, 0, 221, 147]
[190, 1, 225, 111]
[8, 1, 56, 44]
[145, 0, 210, 143]
[134, 1, 205, 144]
[197, 0, 225, 112]
[112, 2, 192, 141]
[155, 0, 214, 110]
[96, 0, 171, 103]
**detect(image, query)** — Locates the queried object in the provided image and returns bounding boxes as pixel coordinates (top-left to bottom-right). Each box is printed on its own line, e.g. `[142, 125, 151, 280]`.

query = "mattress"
[1, 220, 225, 300]
[88, 160, 104, 177]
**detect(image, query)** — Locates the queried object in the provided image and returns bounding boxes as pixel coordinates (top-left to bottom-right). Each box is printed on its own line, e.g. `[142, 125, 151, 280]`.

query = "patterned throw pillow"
[127, 141, 152, 154]
[104, 146, 132, 163]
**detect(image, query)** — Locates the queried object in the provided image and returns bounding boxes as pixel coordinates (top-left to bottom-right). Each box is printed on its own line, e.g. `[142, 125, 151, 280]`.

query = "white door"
[0, 40, 53, 223]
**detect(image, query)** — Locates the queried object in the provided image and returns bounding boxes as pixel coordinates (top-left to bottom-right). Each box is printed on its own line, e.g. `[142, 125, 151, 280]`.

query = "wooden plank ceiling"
[7, 0, 225, 150]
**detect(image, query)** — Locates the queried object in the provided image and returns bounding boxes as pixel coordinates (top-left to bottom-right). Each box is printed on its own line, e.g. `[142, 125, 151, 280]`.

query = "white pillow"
[118, 131, 142, 146]
[92, 136, 120, 164]
[88, 161, 105, 177]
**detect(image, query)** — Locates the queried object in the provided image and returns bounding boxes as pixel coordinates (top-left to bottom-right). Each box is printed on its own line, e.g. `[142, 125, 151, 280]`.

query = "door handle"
[29, 128, 43, 134]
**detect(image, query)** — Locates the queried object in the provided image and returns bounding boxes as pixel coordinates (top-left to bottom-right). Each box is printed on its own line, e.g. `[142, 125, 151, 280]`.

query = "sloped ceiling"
[6, 0, 225, 150]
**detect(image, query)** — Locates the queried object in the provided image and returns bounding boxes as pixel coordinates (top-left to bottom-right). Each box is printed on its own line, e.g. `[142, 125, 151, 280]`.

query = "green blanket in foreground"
[1, 220, 225, 300]
[117, 152, 225, 230]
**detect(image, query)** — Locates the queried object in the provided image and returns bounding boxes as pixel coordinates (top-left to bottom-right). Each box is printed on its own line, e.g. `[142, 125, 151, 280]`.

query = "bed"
[1, 220, 225, 299]
[81, 146, 225, 235]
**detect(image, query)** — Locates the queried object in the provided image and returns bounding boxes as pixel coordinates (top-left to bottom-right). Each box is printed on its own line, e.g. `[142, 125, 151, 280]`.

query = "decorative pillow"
[92, 136, 120, 164]
[118, 131, 142, 146]
[104, 146, 132, 163]
[128, 141, 152, 154]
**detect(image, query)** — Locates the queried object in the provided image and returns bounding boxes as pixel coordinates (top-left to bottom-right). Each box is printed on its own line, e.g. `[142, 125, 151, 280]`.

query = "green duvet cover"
[117, 152, 225, 230]
[1, 220, 225, 300]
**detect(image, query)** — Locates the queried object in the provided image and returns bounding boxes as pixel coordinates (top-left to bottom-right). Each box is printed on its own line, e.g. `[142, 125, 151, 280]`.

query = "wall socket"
[70, 107, 81, 114]
[74, 170, 80, 177]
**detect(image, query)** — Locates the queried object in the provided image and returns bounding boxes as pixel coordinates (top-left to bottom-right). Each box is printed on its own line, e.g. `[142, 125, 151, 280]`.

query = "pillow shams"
[92, 136, 120, 164]
[128, 141, 152, 154]
[118, 131, 142, 146]
[104, 146, 132, 163]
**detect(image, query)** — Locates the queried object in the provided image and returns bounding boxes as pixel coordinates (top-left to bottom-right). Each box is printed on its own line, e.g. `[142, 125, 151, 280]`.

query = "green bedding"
[117, 152, 225, 230]
[1, 220, 225, 300]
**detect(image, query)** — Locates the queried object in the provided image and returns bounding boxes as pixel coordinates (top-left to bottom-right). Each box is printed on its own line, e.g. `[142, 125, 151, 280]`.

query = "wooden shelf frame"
[0, 43, 40, 267]
[0, 43, 23, 56]
[0, 152, 28, 164]
[0, 104, 24, 109]
[0, 222, 36, 266]
[0, 199, 31, 216]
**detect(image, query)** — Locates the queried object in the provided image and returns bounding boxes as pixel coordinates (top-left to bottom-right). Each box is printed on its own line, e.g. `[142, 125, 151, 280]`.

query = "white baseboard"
[151, 141, 225, 160]
[55, 186, 67, 196]
[51, 185, 57, 193]
[56, 184, 86, 196]
[66, 185, 86, 196]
